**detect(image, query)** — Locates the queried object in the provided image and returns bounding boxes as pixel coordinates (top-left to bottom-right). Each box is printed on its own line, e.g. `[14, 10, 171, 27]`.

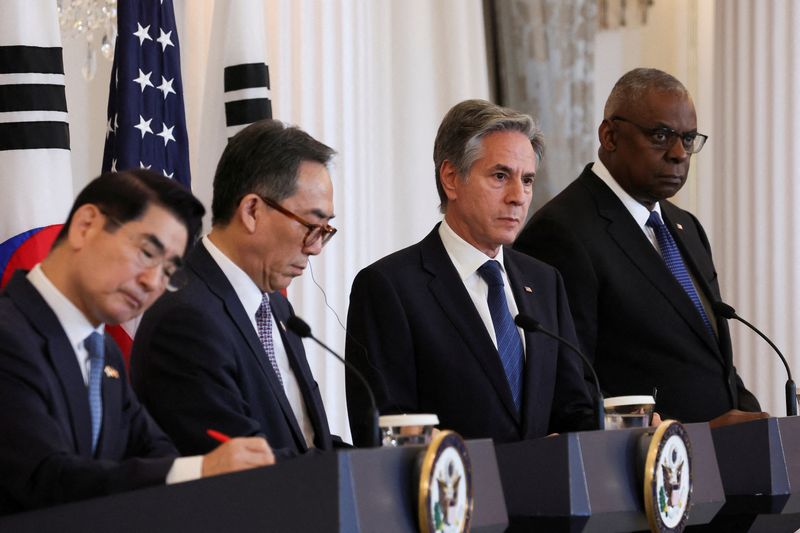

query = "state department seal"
[417, 430, 473, 533]
[643, 420, 692, 532]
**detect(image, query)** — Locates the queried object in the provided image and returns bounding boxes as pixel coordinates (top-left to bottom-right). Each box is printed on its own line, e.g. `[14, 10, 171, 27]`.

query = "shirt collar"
[203, 235, 264, 319]
[592, 159, 662, 228]
[27, 264, 104, 352]
[438, 218, 506, 281]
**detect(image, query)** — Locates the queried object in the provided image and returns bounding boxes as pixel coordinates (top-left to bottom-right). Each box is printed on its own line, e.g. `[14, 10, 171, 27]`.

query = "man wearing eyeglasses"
[514, 68, 767, 426]
[0, 170, 275, 515]
[131, 119, 340, 459]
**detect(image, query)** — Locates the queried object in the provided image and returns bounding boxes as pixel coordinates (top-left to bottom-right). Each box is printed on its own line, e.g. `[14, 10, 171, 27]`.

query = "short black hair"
[55, 169, 205, 254]
[211, 119, 335, 225]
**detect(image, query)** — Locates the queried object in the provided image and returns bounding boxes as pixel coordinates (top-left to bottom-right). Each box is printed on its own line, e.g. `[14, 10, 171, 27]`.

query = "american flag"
[101, 0, 190, 357]
[102, 0, 190, 186]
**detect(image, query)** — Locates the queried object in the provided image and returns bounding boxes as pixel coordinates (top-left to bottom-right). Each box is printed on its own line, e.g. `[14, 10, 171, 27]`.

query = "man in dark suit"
[0, 170, 274, 515]
[346, 99, 596, 447]
[132, 120, 338, 458]
[515, 68, 767, 425]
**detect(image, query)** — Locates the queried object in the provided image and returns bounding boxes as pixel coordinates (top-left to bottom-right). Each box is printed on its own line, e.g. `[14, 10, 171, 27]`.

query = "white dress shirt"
[438, 219, 527, 356]
[26, 264, 202, 484]
[203, 236, 315, 448]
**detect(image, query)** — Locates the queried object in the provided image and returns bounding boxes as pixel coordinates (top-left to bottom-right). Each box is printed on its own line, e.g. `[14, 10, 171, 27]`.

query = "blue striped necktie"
[84, 332, 105, 454]
[646, 211, 716, 339]
[478, 260, 524, 412]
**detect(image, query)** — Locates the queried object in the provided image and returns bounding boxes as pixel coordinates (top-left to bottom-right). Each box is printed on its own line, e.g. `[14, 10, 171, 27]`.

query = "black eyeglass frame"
[259, 195, 337, 248]
[610, 115, 708, 154]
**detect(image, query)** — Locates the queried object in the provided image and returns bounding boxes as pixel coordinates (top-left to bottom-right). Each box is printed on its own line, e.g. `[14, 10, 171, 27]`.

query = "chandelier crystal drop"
[57, 0, 118, 81]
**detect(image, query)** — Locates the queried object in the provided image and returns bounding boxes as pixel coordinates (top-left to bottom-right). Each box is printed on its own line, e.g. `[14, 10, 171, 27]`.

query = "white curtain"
[713, 0, 800, 417]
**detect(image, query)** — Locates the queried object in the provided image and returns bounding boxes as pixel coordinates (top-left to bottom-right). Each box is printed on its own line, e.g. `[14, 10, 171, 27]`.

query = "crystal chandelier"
[57, 0, 118, 80]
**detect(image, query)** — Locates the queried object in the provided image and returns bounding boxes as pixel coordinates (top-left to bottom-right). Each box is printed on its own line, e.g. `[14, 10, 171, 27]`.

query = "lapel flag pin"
[104, 366, 120, 379]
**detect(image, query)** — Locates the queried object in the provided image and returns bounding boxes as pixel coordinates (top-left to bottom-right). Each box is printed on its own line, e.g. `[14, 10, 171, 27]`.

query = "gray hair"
[603, 68, 689, 118]
[433, 99, 544, 213]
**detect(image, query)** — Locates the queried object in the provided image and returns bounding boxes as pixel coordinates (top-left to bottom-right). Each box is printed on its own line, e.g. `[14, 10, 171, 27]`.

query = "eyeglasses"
[610, 116, 708, 154]
[259, 196, 337, 248]
[102, 212, 187, 292]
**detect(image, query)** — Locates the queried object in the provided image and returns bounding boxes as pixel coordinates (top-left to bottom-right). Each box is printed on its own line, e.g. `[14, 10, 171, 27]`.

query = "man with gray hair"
[346, 99, 596, 446]
[515, 68, 767, 426]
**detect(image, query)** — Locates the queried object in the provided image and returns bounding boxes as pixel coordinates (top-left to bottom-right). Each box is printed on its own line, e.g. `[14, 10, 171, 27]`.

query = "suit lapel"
[660, 205, 723, 357]
[188, 246, 307, 450]
[503, 252, 548, 433]
[270, 296, 332, 449]
[420, 228, 521, 423]
[6, 273, 93, 456]
[582, 172, 719, 354]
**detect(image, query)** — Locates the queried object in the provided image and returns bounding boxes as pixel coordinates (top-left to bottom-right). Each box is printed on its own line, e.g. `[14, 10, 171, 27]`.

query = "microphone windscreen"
[514, 314, 541, 332]
[286, 315, 312, 338]
[711, 301, 737, 319]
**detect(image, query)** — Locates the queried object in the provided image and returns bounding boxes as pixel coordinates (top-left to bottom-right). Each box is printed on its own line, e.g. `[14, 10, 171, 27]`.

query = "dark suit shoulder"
[360, 239, 426, 276]
[503, 246, 561, 279]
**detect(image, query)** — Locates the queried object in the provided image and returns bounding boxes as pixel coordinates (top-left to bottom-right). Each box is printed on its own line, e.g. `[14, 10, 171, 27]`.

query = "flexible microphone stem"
[515, 314, 605, 430]
[286, 316, 382, 447]
[713, 302, 797, 416]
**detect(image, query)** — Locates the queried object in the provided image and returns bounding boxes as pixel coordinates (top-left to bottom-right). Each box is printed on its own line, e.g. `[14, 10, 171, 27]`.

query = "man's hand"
[708, 409, 770, 429]
[201, 437, 275, 477]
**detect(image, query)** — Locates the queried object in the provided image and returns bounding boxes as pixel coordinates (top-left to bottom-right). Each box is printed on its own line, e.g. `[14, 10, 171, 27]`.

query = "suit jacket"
[130, 244, 333, 458]
[0, 272, 176, 515]
[346, 225, 595, 447]
[514, 165, 761, 422]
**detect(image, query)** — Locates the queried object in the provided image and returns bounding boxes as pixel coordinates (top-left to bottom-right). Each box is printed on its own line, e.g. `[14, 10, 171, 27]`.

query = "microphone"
[712, 301, 797, 416]
[515, 314, 605, 430]
[286, 315, 381, 446]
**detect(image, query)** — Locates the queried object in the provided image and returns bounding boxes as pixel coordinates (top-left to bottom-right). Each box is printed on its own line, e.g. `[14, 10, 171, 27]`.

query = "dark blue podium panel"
[497, 423, 724, 532]
[699, 416, 800, 533]
[0, 439, 507, 533]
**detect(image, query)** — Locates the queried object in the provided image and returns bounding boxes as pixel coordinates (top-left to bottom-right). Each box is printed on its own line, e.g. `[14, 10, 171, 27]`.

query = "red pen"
[206, 429, 231, 443]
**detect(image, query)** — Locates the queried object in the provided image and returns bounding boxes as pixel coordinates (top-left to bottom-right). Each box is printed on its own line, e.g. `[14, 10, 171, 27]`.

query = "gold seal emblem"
[417, 430, 473, 533]
[643, 420, 692, 532]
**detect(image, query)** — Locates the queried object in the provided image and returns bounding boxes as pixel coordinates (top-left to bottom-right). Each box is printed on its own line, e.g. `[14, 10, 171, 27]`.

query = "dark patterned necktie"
[84, 332, 104, 454]
[646, 211, 715, 339]
[256, 293, 283, 385]
[477, 260, 524, 412]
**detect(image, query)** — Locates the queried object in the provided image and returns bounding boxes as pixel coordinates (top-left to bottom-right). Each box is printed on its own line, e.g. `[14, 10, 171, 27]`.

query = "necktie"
[256, 293, 283, 386]
[84, 332, 104, 454]
[646, 211, 716, 339]
[477, 260, 524, 412]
